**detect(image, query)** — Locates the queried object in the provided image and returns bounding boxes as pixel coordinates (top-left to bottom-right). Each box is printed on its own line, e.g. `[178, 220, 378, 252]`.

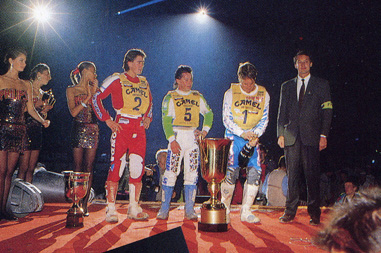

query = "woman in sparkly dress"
[18, 63, 55, 183]
[0, 48, 50, 219]
[66, 61, 99, 216]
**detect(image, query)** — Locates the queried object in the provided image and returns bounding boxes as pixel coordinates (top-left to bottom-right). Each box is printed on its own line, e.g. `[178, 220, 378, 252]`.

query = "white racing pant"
[162, 129, 199, 187]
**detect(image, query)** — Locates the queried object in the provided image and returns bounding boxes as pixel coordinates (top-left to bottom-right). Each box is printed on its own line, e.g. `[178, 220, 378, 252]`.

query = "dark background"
[0, 0, 380, 182]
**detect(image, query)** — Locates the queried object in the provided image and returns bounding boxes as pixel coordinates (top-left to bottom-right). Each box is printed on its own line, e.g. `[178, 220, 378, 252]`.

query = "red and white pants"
[107, 116, 146, 183]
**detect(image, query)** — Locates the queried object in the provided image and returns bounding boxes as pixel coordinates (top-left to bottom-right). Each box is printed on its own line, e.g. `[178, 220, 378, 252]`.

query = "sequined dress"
[24, 96, 44, 150]
[0, 88, 28, 152]
[70, 95, 99, 148]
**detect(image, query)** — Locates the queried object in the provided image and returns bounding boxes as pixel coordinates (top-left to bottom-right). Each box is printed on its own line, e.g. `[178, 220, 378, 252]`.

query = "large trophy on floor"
[63, 171, 90, 228]
[198, 138, 231, 232]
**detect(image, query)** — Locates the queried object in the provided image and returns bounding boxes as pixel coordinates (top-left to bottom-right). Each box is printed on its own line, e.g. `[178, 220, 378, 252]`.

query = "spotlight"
[33, 5, 51, 23]
[195, 7, 209, 23]
[198, 8, 208, 16]
[117, 0, 166, 15]
[1, 0, 66, 60]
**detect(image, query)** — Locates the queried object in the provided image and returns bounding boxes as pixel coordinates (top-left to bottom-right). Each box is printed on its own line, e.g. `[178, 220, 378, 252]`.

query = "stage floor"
[0, 201, 330, 252]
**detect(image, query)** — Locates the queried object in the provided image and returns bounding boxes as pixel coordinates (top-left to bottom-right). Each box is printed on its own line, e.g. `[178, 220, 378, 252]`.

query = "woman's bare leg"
[2, 152, 20, 216]
[17, 151, 31, 181]
[26, 150, 40, 183]
[0, 151, 7, 216]
[73, 147, 83, 173]
[82, 148, 97, 215]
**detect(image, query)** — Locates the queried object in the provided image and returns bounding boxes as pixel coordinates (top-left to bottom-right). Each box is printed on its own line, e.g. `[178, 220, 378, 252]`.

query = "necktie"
[299, 79, 305, 108]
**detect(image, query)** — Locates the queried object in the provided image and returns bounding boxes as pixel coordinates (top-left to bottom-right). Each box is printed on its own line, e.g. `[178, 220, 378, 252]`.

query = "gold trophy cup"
[198, 138, 232, 232]
[63, 171, 90, 228]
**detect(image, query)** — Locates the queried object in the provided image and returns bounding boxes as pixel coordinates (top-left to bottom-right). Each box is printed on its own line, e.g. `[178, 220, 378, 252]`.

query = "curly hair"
[313, 187, 381, 253]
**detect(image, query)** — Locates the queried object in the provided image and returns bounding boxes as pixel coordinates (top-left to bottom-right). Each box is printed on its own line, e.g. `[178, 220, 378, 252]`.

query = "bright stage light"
[117, 0, 166, 15]
[196, 7, 209, 23]
[33, 5, 51, 23]
[0, 0, 67, 60]
[198, 8, 208, 16]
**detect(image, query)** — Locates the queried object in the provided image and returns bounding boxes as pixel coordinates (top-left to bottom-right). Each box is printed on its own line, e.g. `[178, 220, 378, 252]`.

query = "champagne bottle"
[238, 142, 255, 168]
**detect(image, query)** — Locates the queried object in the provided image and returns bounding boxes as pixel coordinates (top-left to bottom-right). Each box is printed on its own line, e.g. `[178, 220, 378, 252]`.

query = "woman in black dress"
[18, 63, 55, 183]
[66, 61, 99, 216]
[0, 48, 49, 219]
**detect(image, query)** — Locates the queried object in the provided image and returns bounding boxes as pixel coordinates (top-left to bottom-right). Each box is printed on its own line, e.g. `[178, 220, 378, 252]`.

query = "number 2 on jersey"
[133, 97, 142, 111]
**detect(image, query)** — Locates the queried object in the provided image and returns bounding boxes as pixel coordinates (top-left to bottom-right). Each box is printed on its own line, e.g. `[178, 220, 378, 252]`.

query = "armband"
[321, 101, 333, 109]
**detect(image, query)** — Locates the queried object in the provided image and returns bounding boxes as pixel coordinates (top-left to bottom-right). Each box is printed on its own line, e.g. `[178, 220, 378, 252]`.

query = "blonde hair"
[155, 149, 168, 163]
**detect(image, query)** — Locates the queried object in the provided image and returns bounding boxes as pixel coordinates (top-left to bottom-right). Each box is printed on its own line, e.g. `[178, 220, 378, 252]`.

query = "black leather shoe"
[309, 217, 320, 226]
[279, 214, 294, 223]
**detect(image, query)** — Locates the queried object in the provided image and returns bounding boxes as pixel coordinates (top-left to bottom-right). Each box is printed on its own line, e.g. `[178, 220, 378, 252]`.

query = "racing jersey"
[162, 89, 213, 143]
[92, 72, 153, 121]
[223, 83, 269, 137]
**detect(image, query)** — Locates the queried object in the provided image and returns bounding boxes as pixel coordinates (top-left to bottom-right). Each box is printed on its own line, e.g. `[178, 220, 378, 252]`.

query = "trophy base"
[66, 209, 84, 228]
[200, 205, 226, 223]
[199, 206, 228, 232]
[198, 222, 228, 232]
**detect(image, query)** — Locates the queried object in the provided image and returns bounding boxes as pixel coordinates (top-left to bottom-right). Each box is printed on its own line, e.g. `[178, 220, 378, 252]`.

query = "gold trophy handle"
[198, 135, 208, 164]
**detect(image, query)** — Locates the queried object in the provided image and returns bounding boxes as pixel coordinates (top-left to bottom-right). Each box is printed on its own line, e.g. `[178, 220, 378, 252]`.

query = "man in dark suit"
[277, 50, 333, 225]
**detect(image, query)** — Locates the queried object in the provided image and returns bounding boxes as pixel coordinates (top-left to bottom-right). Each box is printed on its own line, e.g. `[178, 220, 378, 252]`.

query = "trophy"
[42, 89, 56, 107]
[63, 171, 90, 228]
[198, 138, 232, 232]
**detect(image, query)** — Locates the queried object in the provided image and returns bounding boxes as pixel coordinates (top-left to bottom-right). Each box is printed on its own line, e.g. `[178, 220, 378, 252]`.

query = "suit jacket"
[277, 75, 333, 146]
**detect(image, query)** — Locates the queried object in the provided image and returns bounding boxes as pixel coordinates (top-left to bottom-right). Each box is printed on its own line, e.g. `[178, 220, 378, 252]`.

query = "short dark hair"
[237, 62, 258, 81]
[123, 49, 146, 71]
[173, 65, 192, 89]
[4, 48, 27, 70]
[293, 50, 312, 64]
[258, 144, 267, 153]
[345, 176, 359, 189]
[30, 63, 50, 81]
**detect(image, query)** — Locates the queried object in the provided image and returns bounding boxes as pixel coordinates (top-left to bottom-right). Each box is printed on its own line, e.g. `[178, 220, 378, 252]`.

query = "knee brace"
[225, 167, 240, 185]
[246, 166, 261, 186]
[129, 154, 144, 182]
